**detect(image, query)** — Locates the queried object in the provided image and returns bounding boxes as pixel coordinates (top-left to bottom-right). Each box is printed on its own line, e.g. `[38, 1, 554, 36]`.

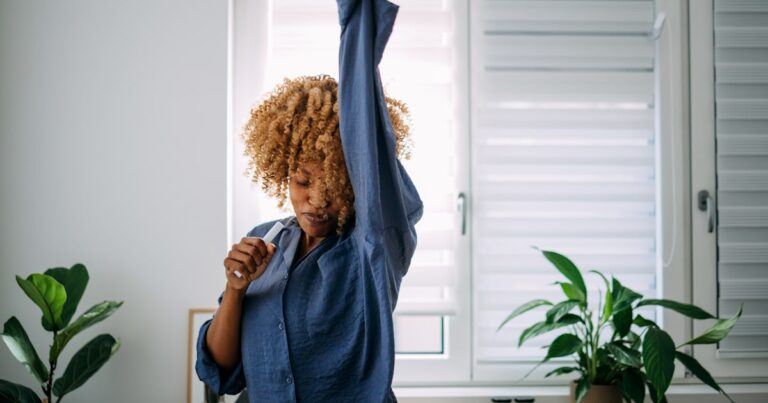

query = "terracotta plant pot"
[569, 380, 623, 403]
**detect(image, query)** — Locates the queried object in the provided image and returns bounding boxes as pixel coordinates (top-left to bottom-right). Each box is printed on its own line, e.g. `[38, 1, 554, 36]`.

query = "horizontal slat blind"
[249, 0, 459, 316]
[714, 0, 768, 356]
[471, 0, 658, 363]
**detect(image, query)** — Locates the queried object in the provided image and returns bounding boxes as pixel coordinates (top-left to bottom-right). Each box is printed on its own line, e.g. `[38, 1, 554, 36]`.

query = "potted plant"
[0, 263, 123, 403]
[498, 250, 741, 403]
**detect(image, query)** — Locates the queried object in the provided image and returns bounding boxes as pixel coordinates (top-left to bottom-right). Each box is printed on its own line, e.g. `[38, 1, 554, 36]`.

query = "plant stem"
[46, 330, 58, 403]
[582, 309, 595, 382]
[591, 316, 600, 383]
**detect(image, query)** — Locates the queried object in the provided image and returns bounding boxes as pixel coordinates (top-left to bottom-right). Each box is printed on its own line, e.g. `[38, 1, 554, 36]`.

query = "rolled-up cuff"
[195, 319, 246, 395]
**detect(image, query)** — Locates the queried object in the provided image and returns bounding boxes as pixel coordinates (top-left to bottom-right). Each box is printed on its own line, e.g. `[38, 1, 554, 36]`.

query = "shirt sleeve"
[195, 293, 246, 396]
[337, 0, 424, 273]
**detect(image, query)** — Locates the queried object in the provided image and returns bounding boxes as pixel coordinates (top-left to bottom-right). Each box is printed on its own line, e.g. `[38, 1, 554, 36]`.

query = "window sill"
[394, 383, 768, 401]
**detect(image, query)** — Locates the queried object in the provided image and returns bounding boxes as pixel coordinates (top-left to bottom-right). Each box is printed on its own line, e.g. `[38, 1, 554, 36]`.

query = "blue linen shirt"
[195, 0, 423, 401]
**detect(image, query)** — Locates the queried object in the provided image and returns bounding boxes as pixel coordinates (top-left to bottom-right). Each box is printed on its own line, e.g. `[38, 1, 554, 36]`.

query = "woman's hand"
[223, 237, 277, 292]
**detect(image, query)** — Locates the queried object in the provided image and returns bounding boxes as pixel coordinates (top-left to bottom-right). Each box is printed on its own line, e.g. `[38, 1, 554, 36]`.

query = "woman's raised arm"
[337, 0, 423, 240]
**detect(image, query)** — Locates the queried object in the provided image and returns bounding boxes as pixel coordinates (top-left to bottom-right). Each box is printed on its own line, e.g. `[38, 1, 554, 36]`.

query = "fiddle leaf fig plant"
[1, 264, 122, 403]
[499, 250, 741, 403]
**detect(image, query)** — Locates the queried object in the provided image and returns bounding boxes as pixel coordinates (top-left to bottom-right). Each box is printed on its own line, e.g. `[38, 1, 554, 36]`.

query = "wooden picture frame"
[188, 308, 247, 403]
[188, 308, 215, 403]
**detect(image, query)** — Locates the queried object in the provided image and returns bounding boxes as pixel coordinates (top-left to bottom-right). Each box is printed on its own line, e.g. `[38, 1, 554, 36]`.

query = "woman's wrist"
[225, 282, 247, 300]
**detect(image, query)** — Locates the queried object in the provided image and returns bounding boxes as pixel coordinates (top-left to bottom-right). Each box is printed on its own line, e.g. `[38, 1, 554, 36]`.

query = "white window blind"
[236, 0, 462, 347]
[470, 0, 659, 373]
[713, 0, 768, 357]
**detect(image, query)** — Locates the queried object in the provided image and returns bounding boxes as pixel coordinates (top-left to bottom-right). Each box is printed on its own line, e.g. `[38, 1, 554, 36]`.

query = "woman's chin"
[300, 219, 335, 238]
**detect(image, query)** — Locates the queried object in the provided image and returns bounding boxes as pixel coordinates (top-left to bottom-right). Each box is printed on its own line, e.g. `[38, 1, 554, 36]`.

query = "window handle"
[651, 12, 666, 40]
[697, 190, 715, 233]
[457, 192, 467, 236]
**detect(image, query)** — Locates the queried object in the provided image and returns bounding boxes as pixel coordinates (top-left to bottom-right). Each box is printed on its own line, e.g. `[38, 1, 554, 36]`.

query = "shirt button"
[285, 376, 293, 384]
[278, 322, 284, 330]
[283, 273, 289, 280]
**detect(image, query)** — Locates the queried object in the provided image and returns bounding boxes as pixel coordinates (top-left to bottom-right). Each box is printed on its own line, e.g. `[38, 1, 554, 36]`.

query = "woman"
[195, 1, 422, 401]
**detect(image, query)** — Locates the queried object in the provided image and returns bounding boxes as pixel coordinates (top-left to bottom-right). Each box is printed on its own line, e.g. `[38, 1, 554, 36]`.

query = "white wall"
[0, 1, 228, 402]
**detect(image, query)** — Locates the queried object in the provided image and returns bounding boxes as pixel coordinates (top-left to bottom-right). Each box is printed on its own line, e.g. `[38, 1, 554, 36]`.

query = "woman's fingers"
[223, 238, 278, 290]
[265, 242, 277, 256]
[228, 249, 260, 273]
[242, 237, 268, 257]
[223, 258, 250, 287]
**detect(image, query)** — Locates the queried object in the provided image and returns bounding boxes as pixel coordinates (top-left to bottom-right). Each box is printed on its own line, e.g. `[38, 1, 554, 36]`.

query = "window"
[228, 0, 710, 385]
[690, 0, 768, 378]
[228, 0, 470, 382]
[470, 0, 660, 381]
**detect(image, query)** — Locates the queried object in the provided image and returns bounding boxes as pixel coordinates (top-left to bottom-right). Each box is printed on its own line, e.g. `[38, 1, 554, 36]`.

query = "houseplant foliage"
[0, 263, 122, 403]
[498, 250, 742, 403]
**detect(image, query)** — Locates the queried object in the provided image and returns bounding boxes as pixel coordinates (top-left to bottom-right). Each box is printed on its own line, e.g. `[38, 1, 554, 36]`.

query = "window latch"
[457, 192, 467, 236]
[697, 190, 715, 233]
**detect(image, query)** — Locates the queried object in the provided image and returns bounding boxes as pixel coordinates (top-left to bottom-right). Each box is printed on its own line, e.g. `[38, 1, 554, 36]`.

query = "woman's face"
[289, 161, 341, 240]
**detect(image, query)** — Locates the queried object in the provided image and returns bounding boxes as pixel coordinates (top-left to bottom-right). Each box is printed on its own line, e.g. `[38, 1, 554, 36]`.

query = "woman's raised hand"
[223, 237, 277, 292]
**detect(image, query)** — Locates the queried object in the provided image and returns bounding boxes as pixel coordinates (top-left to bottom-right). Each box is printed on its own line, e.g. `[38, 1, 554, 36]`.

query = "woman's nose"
[308, 185, 329, 209]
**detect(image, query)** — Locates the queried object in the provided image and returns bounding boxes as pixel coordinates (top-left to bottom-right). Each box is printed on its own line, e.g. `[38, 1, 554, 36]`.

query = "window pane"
[471, 0, 659, 368]
[256, 0, 462, 314]
[394, 315, 444, 355]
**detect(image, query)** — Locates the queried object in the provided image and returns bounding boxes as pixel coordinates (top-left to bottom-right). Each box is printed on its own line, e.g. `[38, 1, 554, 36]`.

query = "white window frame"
[467, 0, 690, 383]
[226, 0, 472, 384]
[689, 0, 768, 380]
[655, 0, 693, 381]
[391, 0, 473, 385]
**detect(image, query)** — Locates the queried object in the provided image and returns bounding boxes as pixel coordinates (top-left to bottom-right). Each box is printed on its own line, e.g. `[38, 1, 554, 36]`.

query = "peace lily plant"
[499, 250, 741, 403]
[1, 264, 123, 403]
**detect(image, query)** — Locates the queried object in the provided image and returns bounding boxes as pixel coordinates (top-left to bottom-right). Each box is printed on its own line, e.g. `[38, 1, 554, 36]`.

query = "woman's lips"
[303, 213, 330, 225]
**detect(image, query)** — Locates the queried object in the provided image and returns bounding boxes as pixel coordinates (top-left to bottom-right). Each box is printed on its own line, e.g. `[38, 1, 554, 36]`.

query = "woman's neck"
[297, 231, 324, 260]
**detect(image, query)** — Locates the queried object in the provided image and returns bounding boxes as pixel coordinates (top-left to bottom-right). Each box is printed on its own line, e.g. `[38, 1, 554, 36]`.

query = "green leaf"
[16, 274, 67, 331]
[44, 264, 89, 327]
[612, 278, 643, 312]
[53, 334, 121, 398]
[647, 381, 669, 403]
[1, 317, 48, 384]
[589, 269, 610, 288]
[675, 351, 734, 402]
[544, 366, 580, 378]
[0, 379, 42, 403]
[627, 331, 642, 350]
[543, 251, 587, 302]
[497, 299, 552, 331]
[590, 270, 613, 323]
[637, 299, 715, 320]
[619, 369, 646, 403]
[606, 341, 642, 367]
[643, 327, 675, 402]
[544, 333, 582, 361]
[613, 307, 632, 337]
[682, 306, 743, 346]
[555, 282, 583, 302]
[575, 378, 590, 403]
[633, 314, 658, 328]
[519, 314, 581, 346]
[545, 300, 580, 324]
[51, 300, 123, 362]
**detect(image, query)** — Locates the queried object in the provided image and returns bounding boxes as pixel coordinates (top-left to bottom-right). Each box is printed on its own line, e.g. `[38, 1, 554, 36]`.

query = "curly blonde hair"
[242, 74, 412, 235]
